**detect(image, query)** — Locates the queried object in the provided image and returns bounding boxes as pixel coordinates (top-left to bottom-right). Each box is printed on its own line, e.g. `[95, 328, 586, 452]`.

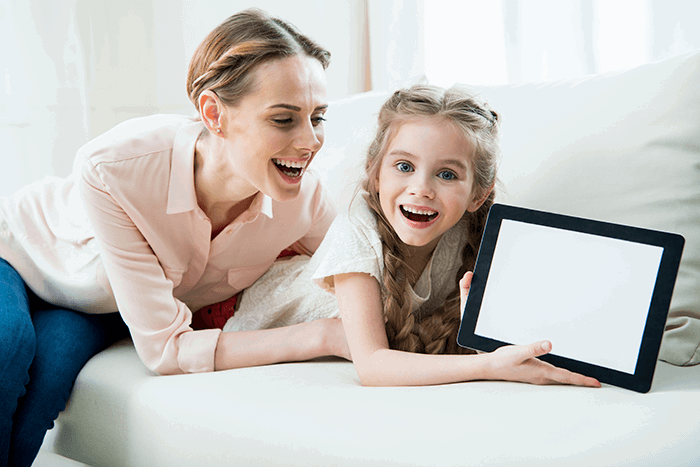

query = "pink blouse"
[0, 114, 336, 375]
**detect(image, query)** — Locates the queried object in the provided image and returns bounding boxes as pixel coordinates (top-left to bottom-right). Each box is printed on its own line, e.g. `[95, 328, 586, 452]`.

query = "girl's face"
[377, 118, 487, 252]
[214, 55, 328, 202]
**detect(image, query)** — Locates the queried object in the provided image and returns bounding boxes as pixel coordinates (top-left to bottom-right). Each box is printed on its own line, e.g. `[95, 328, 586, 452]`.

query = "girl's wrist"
[471, 351, 498, 381]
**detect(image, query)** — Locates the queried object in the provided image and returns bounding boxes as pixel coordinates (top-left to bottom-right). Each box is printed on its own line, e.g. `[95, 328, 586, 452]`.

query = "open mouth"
[400, 205, 439, 223]
[272, 158, 307, 178]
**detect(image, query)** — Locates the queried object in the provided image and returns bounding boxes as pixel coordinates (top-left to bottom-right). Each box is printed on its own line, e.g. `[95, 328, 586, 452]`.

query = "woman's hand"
[486, 341, 600, 387]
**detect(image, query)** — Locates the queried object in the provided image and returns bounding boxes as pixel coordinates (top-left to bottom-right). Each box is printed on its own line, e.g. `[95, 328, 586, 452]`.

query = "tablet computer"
[457, 203, 685, 393]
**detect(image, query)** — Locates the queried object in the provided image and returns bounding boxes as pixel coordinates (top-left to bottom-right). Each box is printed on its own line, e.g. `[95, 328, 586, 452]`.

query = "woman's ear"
[198, 90, 224, 136]
[467, 183, 495, 212]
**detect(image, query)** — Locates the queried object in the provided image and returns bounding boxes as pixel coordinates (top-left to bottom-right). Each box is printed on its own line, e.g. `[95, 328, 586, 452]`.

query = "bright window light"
[596, 0, 647, 73]
[424, 0, 508, 87]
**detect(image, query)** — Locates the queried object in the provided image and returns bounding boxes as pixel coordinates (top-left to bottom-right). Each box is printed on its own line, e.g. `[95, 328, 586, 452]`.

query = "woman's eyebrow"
[268, 104, 328, 112]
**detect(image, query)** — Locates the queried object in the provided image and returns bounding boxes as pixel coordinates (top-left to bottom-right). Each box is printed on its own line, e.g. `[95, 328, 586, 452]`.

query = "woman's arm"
[80, 150, 348, 375]
[214, 318, 350, 370]
[334, 272, 600, 387]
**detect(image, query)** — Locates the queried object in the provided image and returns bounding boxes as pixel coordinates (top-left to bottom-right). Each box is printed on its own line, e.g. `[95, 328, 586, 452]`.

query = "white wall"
[0, 0, 370, 195]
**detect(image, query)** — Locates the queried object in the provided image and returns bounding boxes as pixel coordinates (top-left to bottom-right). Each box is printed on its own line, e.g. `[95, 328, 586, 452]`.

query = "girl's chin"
[397, 232, 442, 250]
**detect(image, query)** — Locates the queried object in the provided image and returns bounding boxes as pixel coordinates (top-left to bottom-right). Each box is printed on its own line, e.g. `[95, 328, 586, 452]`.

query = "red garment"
[191, 247, 301, 330]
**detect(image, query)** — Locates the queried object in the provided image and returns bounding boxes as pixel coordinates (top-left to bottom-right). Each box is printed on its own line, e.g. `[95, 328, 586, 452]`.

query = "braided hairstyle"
[186, 8, 330, 112]
[361, 85, 500, 354]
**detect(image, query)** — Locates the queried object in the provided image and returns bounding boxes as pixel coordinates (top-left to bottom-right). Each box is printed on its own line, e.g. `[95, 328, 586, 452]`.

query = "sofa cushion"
[317, 51, 700, 366]
[49, 338, 700, 466]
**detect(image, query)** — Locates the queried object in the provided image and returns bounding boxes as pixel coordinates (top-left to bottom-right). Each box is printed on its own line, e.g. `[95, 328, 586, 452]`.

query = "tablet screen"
[473, 220, 664, 374]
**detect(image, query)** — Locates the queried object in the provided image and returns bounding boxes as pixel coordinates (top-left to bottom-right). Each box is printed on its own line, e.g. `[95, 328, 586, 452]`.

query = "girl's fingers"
[459, 272, 473, 312]
[526, 341, 601, 387]
[527, 340, 552, 358]
[550, 367, 601, 387]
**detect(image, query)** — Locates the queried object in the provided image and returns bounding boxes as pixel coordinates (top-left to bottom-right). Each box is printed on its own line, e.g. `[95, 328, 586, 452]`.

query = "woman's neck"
[194, 133, 258, 237]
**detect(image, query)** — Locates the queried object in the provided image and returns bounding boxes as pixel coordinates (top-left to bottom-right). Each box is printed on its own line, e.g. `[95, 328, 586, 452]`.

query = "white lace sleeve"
[310, 195, 384, 294]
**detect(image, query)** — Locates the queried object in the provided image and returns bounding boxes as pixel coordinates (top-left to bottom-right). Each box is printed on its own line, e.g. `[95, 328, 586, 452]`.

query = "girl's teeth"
[403, 206, 437, 216]
[400, 205, 439, 222]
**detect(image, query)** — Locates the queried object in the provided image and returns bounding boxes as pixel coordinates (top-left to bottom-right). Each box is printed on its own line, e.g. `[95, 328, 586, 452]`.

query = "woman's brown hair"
[186, 8, 330, 111]
[362, 84, 500, 354]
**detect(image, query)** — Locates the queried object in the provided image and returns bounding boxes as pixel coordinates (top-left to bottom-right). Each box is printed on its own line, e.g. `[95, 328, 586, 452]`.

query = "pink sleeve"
[79, 153, 220, 375]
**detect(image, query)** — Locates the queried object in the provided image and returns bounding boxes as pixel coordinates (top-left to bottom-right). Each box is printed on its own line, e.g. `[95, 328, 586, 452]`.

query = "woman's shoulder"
[78, 114, 200, 166]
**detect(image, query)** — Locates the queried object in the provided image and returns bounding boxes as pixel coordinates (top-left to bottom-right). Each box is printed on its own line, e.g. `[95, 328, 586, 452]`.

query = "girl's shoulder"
[309, 192, 384, 292]
[345, 191, 379, 230]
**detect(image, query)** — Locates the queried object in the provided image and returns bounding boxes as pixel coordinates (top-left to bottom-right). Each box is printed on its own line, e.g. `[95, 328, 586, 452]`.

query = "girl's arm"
[334, 272, 600, 387]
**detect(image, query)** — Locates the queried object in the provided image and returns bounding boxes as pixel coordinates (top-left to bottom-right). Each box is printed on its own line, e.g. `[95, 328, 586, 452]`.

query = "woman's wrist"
[315, 318, 350, 360]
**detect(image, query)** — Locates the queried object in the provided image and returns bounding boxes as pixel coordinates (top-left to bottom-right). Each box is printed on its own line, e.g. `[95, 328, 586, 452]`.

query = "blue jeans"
[0, 258, 128, 467]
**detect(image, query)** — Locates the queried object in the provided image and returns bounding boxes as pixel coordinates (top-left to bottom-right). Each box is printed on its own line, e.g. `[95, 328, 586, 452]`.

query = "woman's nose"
[294, 121, 323, 153]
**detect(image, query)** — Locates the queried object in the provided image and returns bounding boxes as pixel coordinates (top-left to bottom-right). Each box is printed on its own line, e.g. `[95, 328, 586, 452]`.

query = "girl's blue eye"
[397, 162, 413, 173]
[438, 170, 457, 181]
[312, 116, 326, 126]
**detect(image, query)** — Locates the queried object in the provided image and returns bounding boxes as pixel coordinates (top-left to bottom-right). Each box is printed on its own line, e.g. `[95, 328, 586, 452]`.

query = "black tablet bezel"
[457, 203, 685, 393]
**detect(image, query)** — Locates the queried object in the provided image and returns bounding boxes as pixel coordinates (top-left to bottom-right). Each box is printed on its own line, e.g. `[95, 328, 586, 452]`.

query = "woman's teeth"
[273, 158, 307, 177]
[400, 205, 438, 222]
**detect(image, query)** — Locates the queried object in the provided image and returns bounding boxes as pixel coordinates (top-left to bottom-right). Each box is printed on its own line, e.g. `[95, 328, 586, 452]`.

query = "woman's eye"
[438, 170, 457, 181]
[396, 162, 413, 173]
[311, 116, 327, 126]
[273, 118, 293, 125]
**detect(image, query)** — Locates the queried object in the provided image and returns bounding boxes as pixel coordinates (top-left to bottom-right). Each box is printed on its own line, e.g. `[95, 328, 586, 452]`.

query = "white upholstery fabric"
[49, 339, 700, 466]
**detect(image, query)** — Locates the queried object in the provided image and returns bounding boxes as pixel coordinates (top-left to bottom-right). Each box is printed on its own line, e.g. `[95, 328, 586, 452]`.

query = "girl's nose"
[408, 175, 435, 199]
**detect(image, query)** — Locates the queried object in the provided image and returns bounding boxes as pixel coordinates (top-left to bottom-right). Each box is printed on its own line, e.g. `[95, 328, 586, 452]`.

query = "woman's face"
[216, 55, 328, 203]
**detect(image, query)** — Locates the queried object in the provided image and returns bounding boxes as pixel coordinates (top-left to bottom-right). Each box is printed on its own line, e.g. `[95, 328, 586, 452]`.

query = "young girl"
[225, 84, 599, 388]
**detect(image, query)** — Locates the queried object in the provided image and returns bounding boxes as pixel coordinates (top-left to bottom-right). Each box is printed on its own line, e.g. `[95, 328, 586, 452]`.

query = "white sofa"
[42, 51, 700, 466]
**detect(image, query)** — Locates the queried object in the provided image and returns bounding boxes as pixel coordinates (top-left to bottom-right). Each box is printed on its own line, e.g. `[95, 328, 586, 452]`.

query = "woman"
[0, 9, 347, 466]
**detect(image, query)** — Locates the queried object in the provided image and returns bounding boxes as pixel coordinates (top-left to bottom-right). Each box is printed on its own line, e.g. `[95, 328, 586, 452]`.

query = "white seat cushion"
[50, 339, 700, 466]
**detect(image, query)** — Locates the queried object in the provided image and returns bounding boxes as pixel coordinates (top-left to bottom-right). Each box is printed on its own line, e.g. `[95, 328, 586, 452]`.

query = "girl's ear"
[467, 183, 495, 212]
[199, 90, 224, 136]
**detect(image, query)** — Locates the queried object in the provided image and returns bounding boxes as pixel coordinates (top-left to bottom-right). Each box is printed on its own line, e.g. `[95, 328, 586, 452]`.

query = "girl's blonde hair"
[187, 8, 330, 112]
[362, 84, 500, 354]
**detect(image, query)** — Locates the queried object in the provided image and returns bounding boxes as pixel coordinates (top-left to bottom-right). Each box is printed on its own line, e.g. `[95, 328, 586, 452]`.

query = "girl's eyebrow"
[387, 149, 414, 158]
[268, 103, 328, 112]
[441, 159, 468, 170]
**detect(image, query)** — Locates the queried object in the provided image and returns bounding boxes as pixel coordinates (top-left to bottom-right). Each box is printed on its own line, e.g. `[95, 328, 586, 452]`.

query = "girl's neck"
[403, 237, 441, 286]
